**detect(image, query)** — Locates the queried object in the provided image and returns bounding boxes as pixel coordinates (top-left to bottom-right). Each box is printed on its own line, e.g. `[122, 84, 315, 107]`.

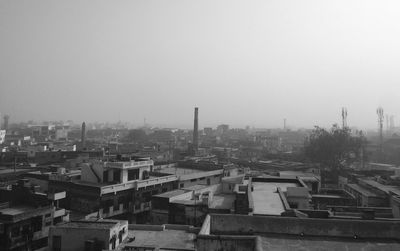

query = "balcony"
[130, 201, 152, 213]
[101, 175, 178, 195]
[137, 175, 178, 189]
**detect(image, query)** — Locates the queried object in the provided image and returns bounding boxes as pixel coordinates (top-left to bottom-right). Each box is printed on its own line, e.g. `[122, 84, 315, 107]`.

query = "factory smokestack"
[81, 122, 86, 149]
[3, 115, 10, 130]
[193, 107, 199, 152]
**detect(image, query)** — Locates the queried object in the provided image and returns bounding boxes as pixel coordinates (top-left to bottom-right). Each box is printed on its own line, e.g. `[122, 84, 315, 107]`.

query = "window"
[21, 225, 30, 235]
[128, 169, 139, 181]
[32, 216, 43, 232]
[113, 170, 121, 183]
[179, 183, 184, 188]
[190, 179, 197, 182]
[53, 235, 61, 251]
[32, 237, 48, 250]
[11, 226, 20, 237]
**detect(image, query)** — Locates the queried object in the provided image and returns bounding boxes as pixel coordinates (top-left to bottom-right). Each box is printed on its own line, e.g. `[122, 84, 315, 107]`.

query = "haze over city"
[1, 0, 400, 129]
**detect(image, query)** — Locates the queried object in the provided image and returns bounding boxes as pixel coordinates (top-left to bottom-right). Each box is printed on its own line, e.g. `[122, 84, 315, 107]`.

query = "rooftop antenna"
[377, 107, 384, 160]
[341, 107, 348, 129]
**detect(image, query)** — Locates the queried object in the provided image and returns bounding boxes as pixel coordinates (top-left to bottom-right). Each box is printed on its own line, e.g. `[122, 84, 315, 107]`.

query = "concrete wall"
[391, 196, 400, 218]
[209, 214, 400, 240]
[179, 171, 223, 188]
[49, 221, 128, 251]
[49, 226, 110, 251]
[197, 235, 260, 251]
[81, 163, 104, 183]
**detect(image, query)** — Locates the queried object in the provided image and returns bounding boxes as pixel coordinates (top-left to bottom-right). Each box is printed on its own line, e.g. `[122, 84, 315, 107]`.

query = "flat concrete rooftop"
[0, 206, 36, 216]
[0, 168, 29, 175]
[56, 219, 123, 230]
[252, 182, 298, 215]
[119, 228, 196, 250]
[259, 234, 400, 251]
[153, 189, 189, 198]
[346, 183, 379, 197]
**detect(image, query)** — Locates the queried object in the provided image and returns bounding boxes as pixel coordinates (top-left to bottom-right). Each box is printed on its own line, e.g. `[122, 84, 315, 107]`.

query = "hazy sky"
[1, 1, 400, 129]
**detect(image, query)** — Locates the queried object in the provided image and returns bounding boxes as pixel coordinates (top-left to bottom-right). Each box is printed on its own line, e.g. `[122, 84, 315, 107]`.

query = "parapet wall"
[210, 214, 400, 240]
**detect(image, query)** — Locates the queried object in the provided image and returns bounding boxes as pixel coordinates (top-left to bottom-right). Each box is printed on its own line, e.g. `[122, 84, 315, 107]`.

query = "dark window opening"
[53, 235, 61, 251]
[11, 226, 20, 237]
[32, 237, 48, 250]
[113, 170, 121, 183]
[128, 169, 139, 181]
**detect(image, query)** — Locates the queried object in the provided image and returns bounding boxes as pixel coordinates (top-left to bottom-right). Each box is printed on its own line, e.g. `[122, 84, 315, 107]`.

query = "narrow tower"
[81, 122, 86, 149]
[377, 107, 384, 160]
[3, 115, 10, 130]
[341, 107, 347, 129]
[193, 107, 199, 152]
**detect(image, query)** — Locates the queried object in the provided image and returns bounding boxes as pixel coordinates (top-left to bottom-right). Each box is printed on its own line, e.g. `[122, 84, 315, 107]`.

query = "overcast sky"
[1, 0, 400, 129]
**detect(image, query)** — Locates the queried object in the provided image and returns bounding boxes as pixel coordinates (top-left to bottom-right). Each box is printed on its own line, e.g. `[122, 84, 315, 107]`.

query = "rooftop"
[153, 189, 189, 199]
[259, 234, 400, 250]
[118, 225, 196, 251]
[361, 179, 400, 195]
[346, 183, 380, 197]
[0, 206, 37, 216]
[183, 184, 209, 191]
[252, 180, 299, 215]
[55, 219, 125, 230]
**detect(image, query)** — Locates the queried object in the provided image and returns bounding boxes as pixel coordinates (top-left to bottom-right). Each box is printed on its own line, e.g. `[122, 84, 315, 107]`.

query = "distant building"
[216, 124, 229, 136]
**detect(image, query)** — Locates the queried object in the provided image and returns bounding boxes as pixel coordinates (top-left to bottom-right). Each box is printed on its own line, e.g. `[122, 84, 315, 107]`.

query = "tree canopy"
[122, 129, 148, 143]
[304, 125, 366, 170]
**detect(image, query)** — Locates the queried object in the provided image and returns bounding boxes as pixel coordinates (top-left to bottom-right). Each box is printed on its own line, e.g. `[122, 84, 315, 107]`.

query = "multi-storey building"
[0, 179, 69, 251]
[48, 156, 178, 222]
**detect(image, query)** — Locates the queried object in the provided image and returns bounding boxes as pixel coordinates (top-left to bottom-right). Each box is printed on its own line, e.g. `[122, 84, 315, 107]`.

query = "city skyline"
[1, 1, 400, 129]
